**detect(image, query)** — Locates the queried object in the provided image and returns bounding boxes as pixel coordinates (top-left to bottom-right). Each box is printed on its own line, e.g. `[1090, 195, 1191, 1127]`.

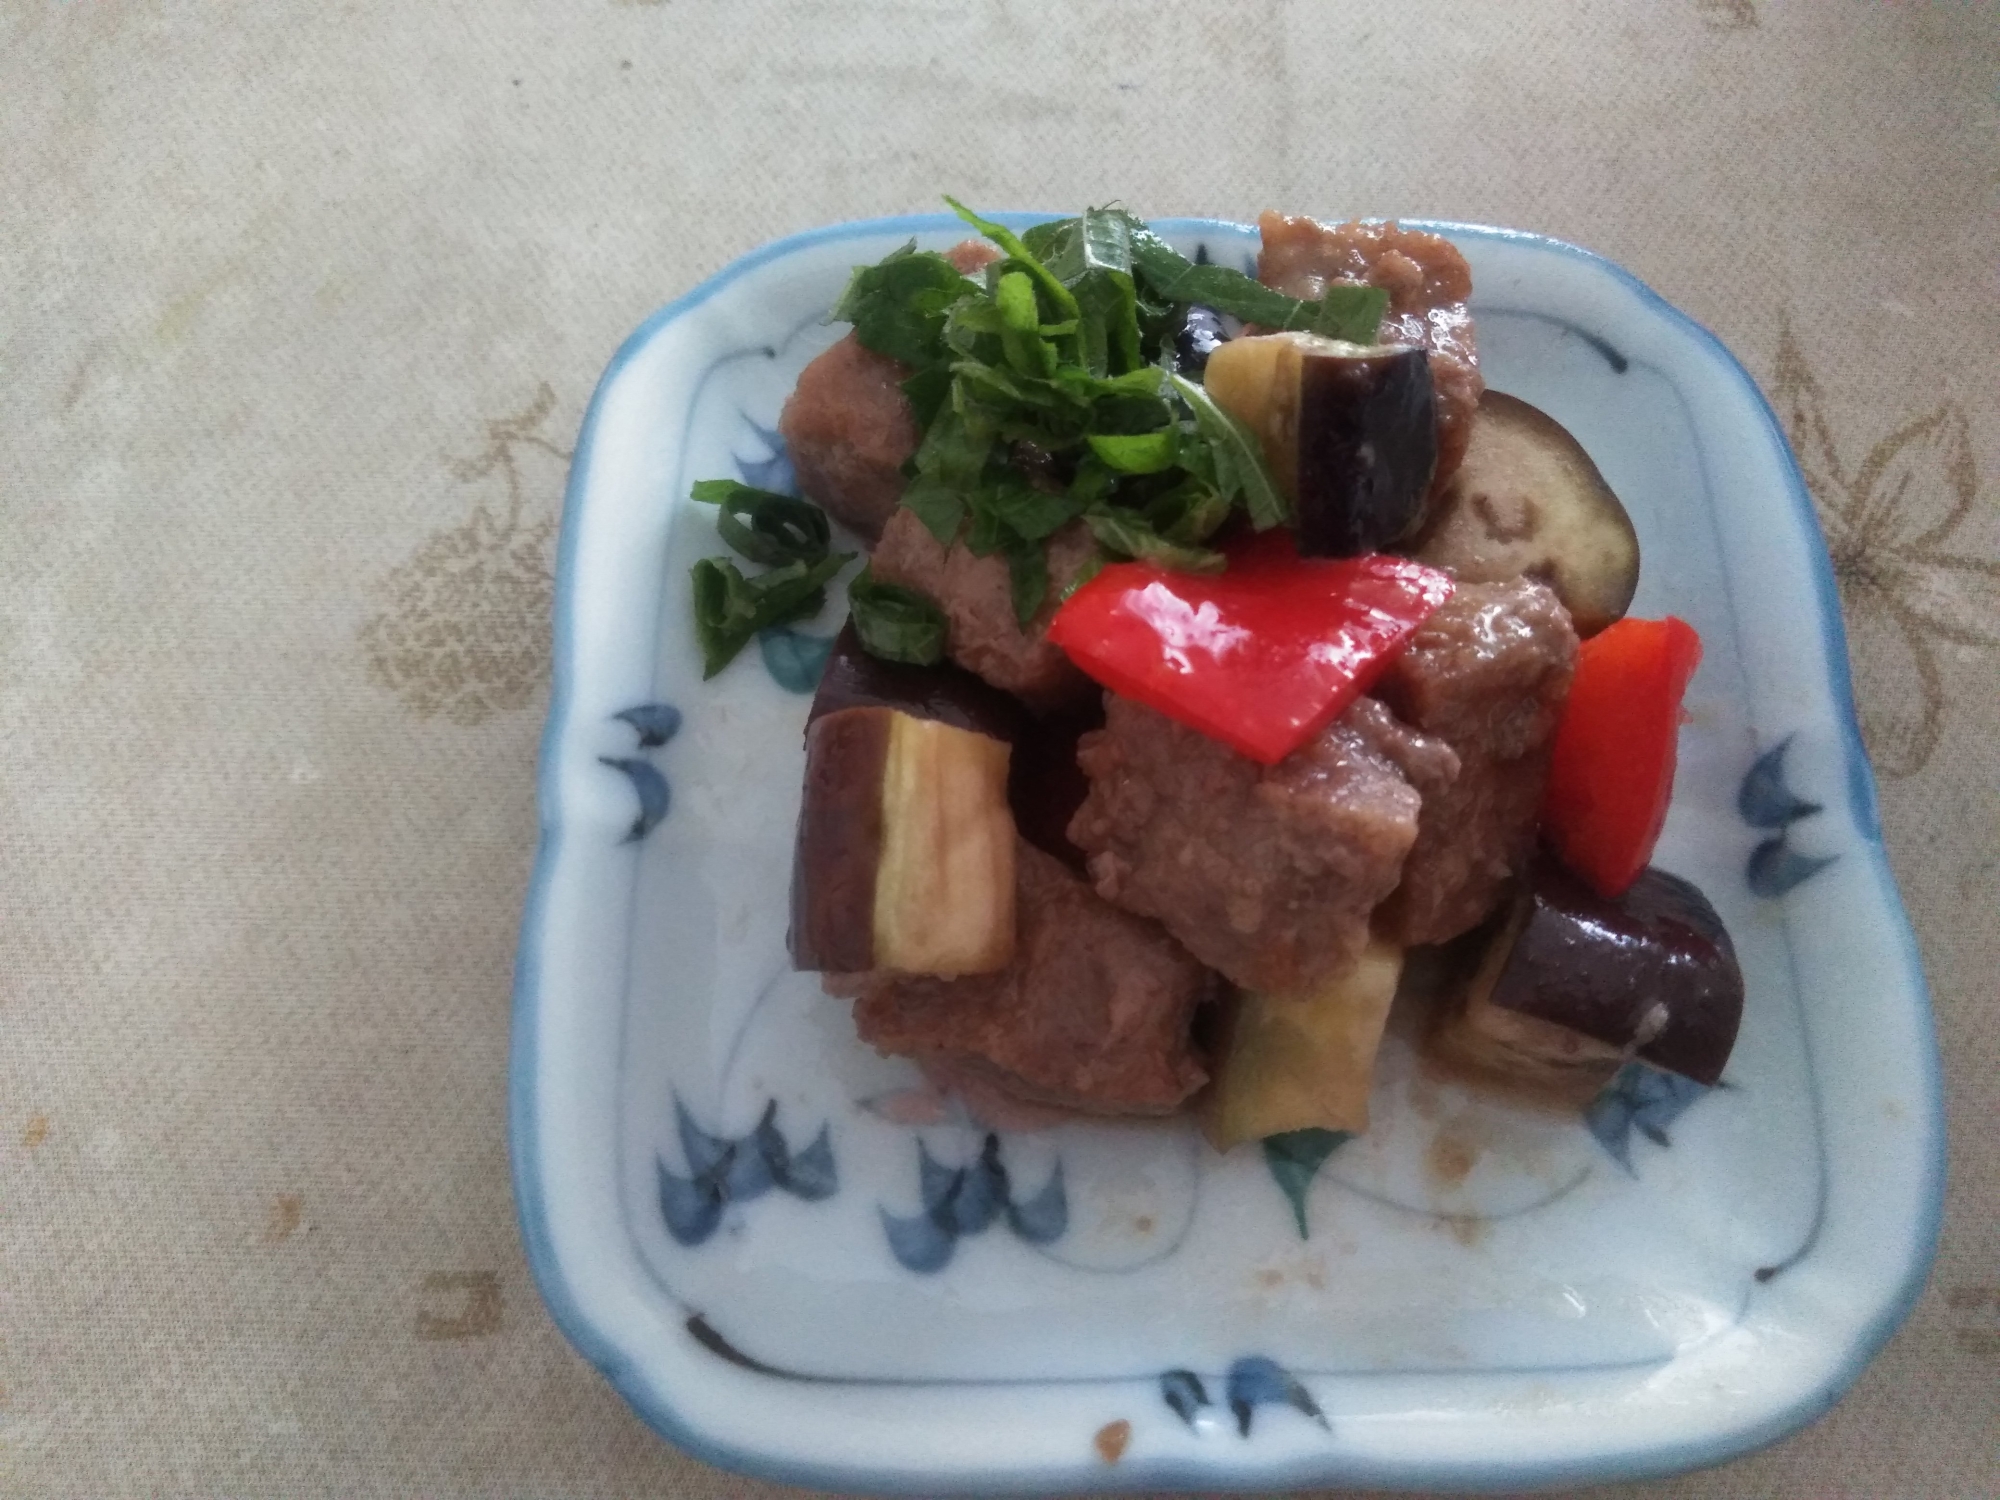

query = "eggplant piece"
[1173, 304, 1232, 375]
[1199, 940, 1405, 1150]
[811, 623, 1092, 870]
[1006, 695, 1104, 873]
[790, 704, 1016, 978]
[1427, 859, 1743, 1108]
[809, 622, 1026, 741]
[1408, 391, 1640, 637]
[1202, 330, 1437, 557]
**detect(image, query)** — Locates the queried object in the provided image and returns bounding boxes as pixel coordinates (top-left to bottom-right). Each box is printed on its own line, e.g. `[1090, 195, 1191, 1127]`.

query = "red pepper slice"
[1541, 615, 1704, 898]
[1046, 531, 1454, 765]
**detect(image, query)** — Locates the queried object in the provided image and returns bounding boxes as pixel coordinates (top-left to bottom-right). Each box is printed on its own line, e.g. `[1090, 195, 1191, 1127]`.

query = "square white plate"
[511, 215, 1942, 1493]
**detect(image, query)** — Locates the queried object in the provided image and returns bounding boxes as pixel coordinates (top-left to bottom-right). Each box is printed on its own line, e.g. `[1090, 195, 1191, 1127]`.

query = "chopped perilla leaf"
[832, 241, 978, 366]
[973, 473, 1081, 544]
[847, 566, 948, 665]
[1308, 285, 1391, 345]
[946, 197, 1082, 328]
[1173, 374, 1289, 531]
[1057, 549, 1106, 602]
[1083, 507, 1226, 573]
[691, 552, 852, 678]
[1114, 213, 1390, 344]
[1087, 428, 1180, 475]
[1007, 542, 1050, 625]
[690, 479, 833, 567]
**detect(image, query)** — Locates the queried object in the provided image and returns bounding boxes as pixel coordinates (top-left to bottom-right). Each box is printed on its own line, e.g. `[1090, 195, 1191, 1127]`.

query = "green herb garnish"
[686, 478, 852, 677]
[1124, 225, 1389, 344]
[831, 242, 979, 366]
[690, 552, 850, 679]
[846, 566, 948, 665]
[690, 479, 833, 567]
[828, 200, 1301, 633]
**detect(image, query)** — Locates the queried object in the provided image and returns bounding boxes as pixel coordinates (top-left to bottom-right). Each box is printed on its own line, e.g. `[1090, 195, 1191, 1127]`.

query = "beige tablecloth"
[7, 1, 1997, 1495]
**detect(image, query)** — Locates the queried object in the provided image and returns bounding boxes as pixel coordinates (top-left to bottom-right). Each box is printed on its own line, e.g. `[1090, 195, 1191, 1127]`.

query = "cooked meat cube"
[849, 840, 1212, 1116]
[871, 508, 1098, 713]
[1255, 213, 1483, 489]
[1375, 579, 1579, 945]
[1068, 695, 1455, 993]
[942, 238, 1002, 277]
[778, 335, 920, 542]
[777, 240, 999, 542]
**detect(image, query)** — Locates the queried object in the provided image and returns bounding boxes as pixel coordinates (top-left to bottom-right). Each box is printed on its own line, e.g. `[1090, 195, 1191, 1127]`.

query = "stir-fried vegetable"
[687, 481, 854, 676]
[1540, 615, 1703, 896]
[1046, 530, 1454, 766]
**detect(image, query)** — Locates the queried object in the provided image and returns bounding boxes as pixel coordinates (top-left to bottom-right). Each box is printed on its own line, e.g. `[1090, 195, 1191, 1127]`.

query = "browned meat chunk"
[778, 335, 918, 541]
[849, 840, 1211, 1115]
[942, 238, 1002, 277]
[777, 240, 999, 542]
[1375, 579, 1578, 945]
[1256, 213, 1483, 488]
[871, 507, 1097, 713]
[1068, 695, 1455, 994]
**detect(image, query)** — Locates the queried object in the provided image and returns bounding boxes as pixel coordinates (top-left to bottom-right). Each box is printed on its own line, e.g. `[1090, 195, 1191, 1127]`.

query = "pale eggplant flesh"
[1408, 391, 1640, 637]
[790, 704, 1016, 978]
[793, 620, 1022, 979]
[810, 624, 1093, 871]
[1200, 939, 1406, 1149]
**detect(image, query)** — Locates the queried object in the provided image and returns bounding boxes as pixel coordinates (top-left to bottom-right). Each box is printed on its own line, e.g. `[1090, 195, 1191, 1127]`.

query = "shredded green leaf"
[1007, 543, 1050, 624]
[847, 566, 948, 665]
[1110, 210, 1391, 344]
[1083, 507, 1225, 573]
[690, 479, 833, 567]
[1172, 373, 1289, 531]
[691, 552, 852, 678]
[1263, 1128, 1353, 1239]
[1086, 428, 1180, 475]
[832, 241, 978, 365]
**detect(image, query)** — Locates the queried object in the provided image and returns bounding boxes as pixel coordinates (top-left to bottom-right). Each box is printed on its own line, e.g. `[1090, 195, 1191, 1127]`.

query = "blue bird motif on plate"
[1737, 735, 1838, 897]
[602, 702, 683, 841]
[1584, 1062, 1711, 1174]
[881, 1134, 1069, 1273]
[1158, 1358, 1328, 1438]
[658, 1098, 837, 1248]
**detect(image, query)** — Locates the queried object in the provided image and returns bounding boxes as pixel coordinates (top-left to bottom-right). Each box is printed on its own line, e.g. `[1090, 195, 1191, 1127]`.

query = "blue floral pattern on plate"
[658, 1098, 836, 1246]
[880, 1134, 1068, 1272]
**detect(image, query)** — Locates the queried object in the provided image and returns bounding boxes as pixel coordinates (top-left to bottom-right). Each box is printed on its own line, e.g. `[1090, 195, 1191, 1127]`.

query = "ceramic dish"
[510, 214, 1943, 1494]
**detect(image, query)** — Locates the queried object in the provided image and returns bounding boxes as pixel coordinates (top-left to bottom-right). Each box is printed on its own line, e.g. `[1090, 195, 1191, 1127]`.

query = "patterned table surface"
[6, 2, 1995, 1496]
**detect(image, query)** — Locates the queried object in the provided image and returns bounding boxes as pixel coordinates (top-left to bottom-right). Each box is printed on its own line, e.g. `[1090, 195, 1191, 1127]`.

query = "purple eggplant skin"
[1006, 695, 1105, 873]
[1491, 859, 1744, 1086]
[808, 622, 1026, 743]
[1295, 344, 1438, 558]
[789, 707, 891, 974]
[1173, 304, 1231, 375]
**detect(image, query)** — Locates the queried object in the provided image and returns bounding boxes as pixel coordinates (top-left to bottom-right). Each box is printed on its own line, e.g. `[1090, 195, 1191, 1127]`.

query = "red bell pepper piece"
[1046, 531, 1454, 765]
[1541, 616, 1704, 898]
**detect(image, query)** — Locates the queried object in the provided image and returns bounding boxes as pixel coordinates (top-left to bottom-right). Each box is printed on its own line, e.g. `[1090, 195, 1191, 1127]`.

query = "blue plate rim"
[509, 212, 1945, 1495]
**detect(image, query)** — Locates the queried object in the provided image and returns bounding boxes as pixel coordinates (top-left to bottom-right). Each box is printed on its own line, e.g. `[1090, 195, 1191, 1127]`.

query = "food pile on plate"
[687, 202, 1743, 1147]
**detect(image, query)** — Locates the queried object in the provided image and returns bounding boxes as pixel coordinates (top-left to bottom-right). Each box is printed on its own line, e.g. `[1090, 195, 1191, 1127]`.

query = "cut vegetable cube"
[1200, 940, 1405, 1150]
[791, 706, 1015, 978]
[1426, 859, 1744, 1108]
[1202, 331, 1437, 557]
